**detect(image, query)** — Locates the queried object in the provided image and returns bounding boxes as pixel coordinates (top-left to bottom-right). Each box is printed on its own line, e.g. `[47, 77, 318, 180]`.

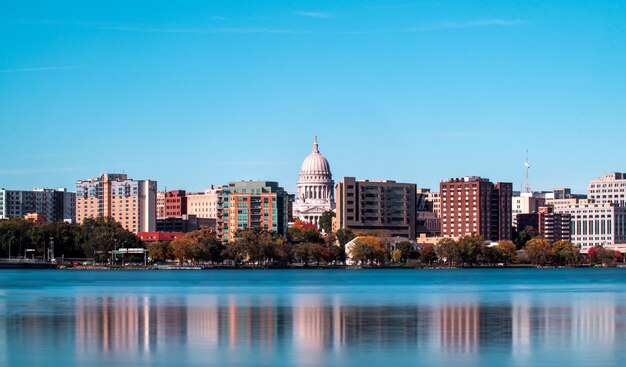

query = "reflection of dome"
[293, 136, 335, 228]
[300, 137, 331, 178]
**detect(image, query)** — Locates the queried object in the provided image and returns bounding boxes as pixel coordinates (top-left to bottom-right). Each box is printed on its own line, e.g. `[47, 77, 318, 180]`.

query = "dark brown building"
[334, 177, 417, 238]
[164, 190, 187, 218]
[516, 206, 571, 243]
[440, 176, 512, 241]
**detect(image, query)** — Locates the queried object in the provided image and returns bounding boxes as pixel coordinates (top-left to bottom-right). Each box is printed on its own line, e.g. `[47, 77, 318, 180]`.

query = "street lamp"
[113, 238, 118, 266]
[49, 236, 54, 263]
[8, 238, 12, 261]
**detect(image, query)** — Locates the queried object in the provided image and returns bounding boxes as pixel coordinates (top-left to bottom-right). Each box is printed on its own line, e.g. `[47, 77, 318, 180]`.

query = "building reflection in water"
[2, 293, 625, 365]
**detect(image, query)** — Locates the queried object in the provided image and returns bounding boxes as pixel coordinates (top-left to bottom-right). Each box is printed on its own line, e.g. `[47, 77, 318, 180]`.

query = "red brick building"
[164, 190, 187, 218]
[138, 232, 185, 242]
[440, 176, 512, 241]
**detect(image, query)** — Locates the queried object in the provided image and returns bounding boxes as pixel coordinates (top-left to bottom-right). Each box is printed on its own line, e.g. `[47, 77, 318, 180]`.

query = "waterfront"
[1, 269, 625, 366]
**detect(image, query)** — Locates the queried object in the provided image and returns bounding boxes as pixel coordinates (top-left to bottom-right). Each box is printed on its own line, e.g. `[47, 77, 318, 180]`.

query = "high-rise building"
[551, 172, 626, 249]
[0, 188, 75, 223]
[588, 172, 626, 206]
[75, 173, 157, 233]
[334, 177, 417, 238]
[186, 187, 219, 219]
[292, 136, 335, 228]
[556, 202, 626, 249]
[216, 181, 289, 243]
[440, 176, 512, 241]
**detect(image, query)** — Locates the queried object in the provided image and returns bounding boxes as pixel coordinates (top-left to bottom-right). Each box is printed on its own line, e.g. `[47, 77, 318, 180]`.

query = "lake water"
[0, 268, 625, 366]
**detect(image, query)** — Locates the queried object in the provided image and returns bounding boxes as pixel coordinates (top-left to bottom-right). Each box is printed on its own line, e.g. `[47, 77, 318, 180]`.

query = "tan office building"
[334, 177, 416, 238]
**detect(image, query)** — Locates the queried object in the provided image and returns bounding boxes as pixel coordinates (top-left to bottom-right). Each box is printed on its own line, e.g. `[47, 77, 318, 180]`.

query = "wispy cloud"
[366, 4, 417, 10]
[13, 18, 525, 37]
[217, 161, 289, 167]
[414, 19, 526, 31]
[101, 25, 306, 34]
[0, 167, 85, 176]
[293, 11, 335, 19]
[0, 65, 77, 73]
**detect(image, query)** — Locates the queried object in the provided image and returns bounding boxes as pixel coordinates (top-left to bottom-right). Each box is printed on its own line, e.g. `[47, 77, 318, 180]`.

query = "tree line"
[0, 217, 140, 261]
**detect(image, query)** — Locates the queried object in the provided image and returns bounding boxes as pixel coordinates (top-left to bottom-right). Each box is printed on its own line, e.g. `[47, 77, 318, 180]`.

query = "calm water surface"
[1, 268, 625, 366]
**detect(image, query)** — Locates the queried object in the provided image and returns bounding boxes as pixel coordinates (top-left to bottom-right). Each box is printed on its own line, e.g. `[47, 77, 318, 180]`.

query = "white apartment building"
[588, 172, 626, 206]
[512, 192, 546, 228]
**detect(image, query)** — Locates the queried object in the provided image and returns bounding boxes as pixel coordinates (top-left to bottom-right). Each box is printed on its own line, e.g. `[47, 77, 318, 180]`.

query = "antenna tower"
[524, 149, 531, 193]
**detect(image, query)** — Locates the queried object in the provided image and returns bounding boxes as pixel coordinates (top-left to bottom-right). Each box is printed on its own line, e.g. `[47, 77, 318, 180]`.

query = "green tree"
[551, 240, 580, 266]
[0, 218, 35, 258]
[523, 238, 552, 266]
[148, 241, 172, 263]
[436, 238, 460, 267]
[328, 245, 346, 265]
[293, 243, 313, 265]
[77, 217, 139, 261]
[319, 211, 335, 233]
[395, 241, 416, 263]
[457, 235, 485, 266]
[335, 228, 355, 246]
[515, 225, 540, 249]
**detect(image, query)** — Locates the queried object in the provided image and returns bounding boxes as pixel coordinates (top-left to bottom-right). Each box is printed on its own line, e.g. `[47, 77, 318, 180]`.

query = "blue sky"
[1, 1, 625, 194]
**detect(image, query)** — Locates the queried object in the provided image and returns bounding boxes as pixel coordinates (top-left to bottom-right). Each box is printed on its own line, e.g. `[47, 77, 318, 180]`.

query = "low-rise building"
[156, 214, 216, 233]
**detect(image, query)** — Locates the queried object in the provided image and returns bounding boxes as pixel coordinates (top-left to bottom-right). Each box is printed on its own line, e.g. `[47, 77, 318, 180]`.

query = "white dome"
[300, 136, 332, 177]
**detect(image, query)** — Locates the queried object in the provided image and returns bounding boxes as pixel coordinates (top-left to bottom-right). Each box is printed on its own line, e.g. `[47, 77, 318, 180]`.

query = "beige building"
[588, 172, 626, 206]
[75, 173, 157, 233]
[426, 191, 440, 217]
[512, 192, 545, 228]
[187, 187, 219, 219]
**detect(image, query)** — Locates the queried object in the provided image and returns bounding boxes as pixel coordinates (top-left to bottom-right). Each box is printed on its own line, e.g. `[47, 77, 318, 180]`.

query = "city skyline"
[2, 1, 626, 193]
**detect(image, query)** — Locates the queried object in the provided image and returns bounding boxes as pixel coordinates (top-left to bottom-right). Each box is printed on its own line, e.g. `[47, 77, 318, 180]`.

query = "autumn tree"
[148, 241, 172, 263]
[420, 244, 438, 265]
[495, 240, 517, 266]
[523, 238, 552, 266]
[349, 236, 388, 266]
[288, 220, 322, 244]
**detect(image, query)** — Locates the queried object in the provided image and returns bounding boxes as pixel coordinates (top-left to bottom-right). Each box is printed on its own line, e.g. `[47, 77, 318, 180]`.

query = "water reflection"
[2, 293, 625, 366]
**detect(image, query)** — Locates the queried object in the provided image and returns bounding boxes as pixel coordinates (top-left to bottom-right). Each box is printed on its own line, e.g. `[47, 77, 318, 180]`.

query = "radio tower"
[524, 149, 531, 193]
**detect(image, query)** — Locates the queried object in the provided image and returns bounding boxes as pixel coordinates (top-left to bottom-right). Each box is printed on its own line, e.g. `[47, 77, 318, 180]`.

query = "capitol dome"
[293, 136, 335, 228]
[300, 136, 332, 179]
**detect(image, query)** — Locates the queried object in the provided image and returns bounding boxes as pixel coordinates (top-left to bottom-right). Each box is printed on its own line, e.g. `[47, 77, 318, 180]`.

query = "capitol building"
[293, 136, 335, 227]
